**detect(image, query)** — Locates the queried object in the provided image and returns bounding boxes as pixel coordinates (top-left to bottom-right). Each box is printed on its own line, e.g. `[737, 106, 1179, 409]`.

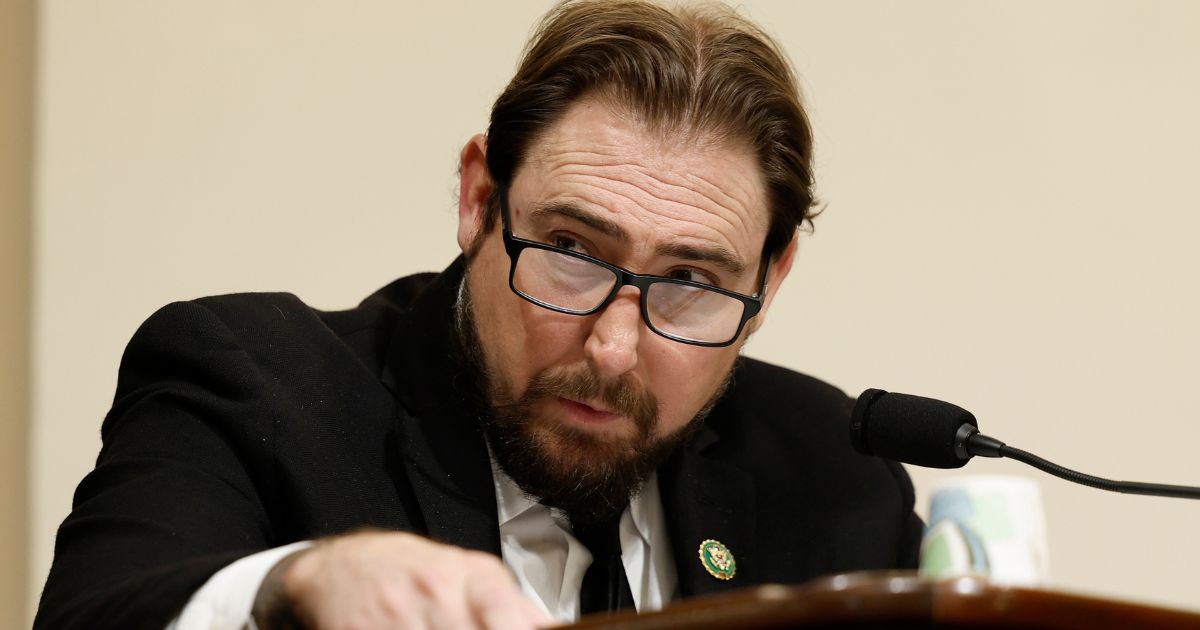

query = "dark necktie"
[572, 512, 636, 615]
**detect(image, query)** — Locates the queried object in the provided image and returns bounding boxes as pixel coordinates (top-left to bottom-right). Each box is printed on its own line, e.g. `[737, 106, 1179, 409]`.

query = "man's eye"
[552, 235, 587, 253]
[666, 268, 717, 286]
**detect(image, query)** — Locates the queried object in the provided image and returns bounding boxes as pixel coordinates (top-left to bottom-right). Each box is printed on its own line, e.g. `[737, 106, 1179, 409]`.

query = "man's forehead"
[525, 99, 757, 178]
[511, 100, 771, 264]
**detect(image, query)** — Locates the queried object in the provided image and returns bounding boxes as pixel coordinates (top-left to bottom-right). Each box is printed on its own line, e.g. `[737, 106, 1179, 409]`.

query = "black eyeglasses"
[499, 192, 769, 347]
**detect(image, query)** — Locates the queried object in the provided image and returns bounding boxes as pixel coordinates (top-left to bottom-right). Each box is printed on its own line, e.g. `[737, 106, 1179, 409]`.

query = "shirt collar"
[490, 450, 659, 546]
[490, 455, 544, 527]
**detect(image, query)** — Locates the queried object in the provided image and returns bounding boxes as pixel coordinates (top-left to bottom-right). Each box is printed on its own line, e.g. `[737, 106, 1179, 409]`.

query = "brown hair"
[484, 0, 816, 263]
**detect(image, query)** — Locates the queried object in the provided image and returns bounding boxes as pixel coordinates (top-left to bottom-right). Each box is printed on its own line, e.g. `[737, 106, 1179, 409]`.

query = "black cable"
[998, 445, 1200, 500]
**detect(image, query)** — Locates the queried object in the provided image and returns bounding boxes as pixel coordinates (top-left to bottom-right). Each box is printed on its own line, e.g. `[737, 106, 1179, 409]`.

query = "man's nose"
[584, 286, 643, 379]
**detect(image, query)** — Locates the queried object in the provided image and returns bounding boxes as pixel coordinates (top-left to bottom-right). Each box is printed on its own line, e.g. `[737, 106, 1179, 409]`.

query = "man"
[36, 1, 921, 628]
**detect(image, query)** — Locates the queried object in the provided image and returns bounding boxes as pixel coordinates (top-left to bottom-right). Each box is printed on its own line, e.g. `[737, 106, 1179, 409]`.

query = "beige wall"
[32, 0, 1200, 619]
[2, 0, 33, 626]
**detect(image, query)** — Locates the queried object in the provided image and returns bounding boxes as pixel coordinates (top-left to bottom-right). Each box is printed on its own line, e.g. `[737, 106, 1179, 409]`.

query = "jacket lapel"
[381, 258, 502, 556]
[660, 421, 757, 599]
[392, 407, 500, 556]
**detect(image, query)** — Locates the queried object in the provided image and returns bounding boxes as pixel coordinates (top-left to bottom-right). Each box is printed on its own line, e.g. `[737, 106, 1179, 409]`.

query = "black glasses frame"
[499, 192, 769, 348]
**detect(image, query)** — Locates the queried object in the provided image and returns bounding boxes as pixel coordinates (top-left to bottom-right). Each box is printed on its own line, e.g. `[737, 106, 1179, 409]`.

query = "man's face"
[457, 97, 793, 518]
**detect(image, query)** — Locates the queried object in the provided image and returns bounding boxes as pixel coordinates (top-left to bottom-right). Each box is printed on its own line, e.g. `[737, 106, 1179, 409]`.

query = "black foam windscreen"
[850, 389, 978, 469]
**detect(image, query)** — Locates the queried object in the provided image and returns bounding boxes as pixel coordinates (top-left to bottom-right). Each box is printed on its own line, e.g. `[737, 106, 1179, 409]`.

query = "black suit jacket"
[36, 258, 921, 630]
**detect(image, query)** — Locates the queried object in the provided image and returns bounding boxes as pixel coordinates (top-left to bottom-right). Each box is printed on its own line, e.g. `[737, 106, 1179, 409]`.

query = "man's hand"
[253, 531, 553, 630]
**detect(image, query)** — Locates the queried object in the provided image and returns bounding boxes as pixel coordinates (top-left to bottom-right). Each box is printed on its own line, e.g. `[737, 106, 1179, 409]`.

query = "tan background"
[2, 0, 33, 627]
[26, 0, 1200, 622]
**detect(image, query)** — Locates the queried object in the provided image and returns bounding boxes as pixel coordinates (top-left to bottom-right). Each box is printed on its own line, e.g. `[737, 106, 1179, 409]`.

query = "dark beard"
[452, 273, 727, 526]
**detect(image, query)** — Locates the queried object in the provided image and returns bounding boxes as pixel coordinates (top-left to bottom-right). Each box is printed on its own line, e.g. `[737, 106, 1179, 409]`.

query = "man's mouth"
[555, 396, 624, 426]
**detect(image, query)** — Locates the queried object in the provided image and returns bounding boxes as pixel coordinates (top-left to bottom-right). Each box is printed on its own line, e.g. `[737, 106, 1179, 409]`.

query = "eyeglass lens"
[512, 246, 745, 343]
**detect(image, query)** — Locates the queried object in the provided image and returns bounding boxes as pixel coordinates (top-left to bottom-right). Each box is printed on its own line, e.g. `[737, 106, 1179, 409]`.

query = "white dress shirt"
[169, 468, 676, 628]
[491, 461, 677, 622]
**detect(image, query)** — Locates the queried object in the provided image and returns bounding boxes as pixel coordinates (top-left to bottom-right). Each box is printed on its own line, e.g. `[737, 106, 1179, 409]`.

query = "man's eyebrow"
[528, 202, 747, 275]
[655, 242, 746, 276]
[529, 203, 628, 240]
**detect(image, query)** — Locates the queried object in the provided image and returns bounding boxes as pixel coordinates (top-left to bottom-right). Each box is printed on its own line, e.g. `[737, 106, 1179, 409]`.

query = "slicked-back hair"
[484, 0, 816, 264]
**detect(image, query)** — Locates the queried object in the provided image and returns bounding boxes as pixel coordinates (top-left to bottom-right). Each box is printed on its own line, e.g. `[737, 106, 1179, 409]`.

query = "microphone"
[851, 388, 1200, 500]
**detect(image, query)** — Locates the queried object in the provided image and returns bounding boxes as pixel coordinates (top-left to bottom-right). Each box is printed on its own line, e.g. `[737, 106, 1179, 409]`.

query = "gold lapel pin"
[698, 539, 736, 580]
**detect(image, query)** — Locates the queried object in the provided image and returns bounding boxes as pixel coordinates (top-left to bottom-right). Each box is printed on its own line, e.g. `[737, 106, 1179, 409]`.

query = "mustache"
[525, 368, 659, 431]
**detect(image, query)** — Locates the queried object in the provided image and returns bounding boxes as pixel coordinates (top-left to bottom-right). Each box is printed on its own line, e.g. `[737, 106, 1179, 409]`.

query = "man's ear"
[457, 134, 493, 255]
[746, 231, 798, 335]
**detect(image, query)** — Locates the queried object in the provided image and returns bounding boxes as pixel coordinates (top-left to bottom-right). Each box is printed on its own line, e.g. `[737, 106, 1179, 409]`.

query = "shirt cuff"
[165, 540, 314, 630]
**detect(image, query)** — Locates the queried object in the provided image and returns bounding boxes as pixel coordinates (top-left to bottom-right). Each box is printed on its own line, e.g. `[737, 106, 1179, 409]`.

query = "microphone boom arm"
[965, 431, 1200, 500]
